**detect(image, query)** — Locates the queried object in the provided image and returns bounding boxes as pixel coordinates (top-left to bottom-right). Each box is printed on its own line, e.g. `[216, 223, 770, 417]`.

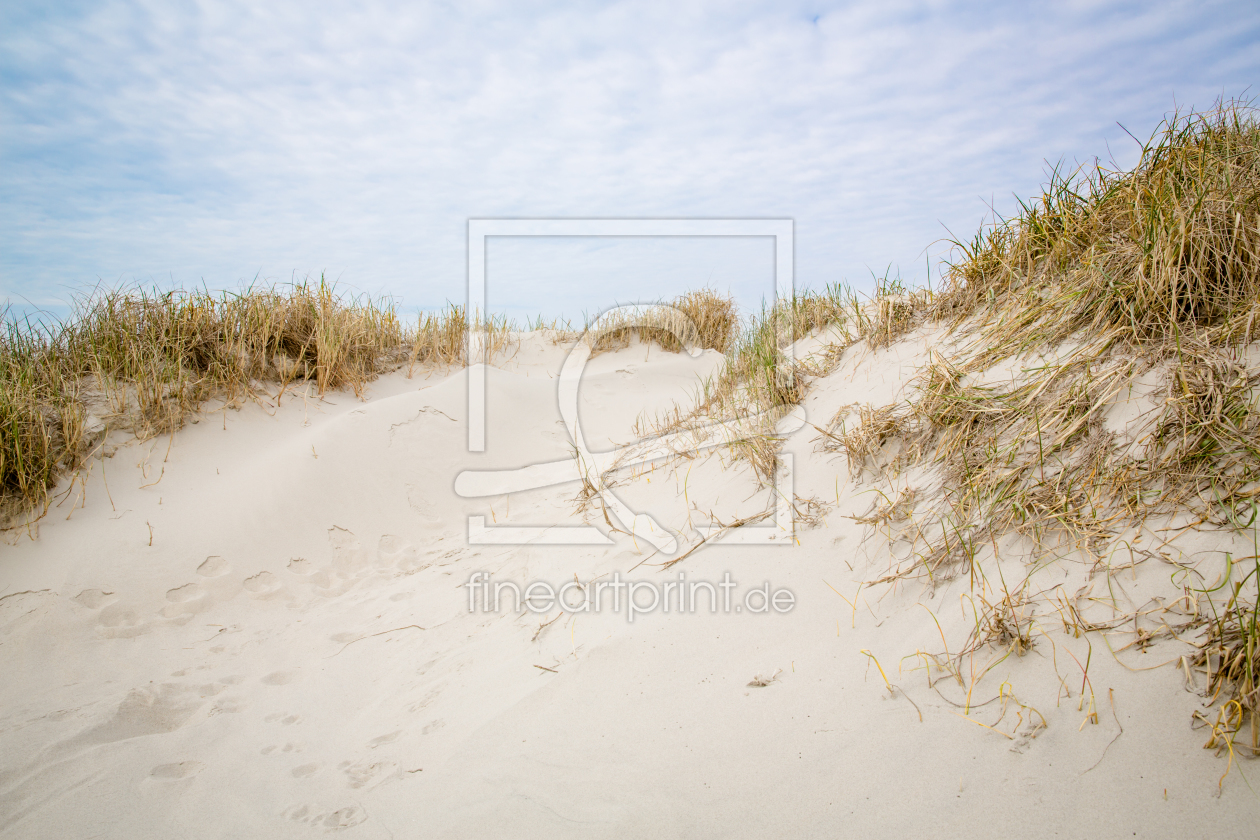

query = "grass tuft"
[585, 288, 738, 356]
[1, 279, 409, 523]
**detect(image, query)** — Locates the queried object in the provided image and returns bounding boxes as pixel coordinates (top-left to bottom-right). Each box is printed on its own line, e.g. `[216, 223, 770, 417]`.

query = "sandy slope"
[1, 330, 1257, 839]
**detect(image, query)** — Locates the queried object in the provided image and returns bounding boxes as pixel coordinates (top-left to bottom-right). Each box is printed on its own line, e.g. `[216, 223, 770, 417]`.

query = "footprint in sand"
[261, 742, 304, 755]
[406, 686, 441, 713]
[309, 569, 359, 598]
[166, 584, 202, 603]
[197, 556, 231, 577]
[195, 683, 227, 698]
[149, 761, 205, 780]
[320, 526, 377, 584]
[73, 589, 117, 609]
[265, 712, 302, 725]
[343, 759, 399, 790]
[367, 730, 402, 749]
[242, 571, 283, 598]
[327, 526, 365, 568]
[162, 583, 210, 618]
[291, 762, 321, 778]
[328, 526, 358, 550]
[287, 557, 314, 575]
[97, 603, 149, 638]
[76, 683, 203, 745]
[378, 534, 406, 554]
[284, 804, 367, 830]
[210, 696, 247, 714]
[261, 670, 298, 686]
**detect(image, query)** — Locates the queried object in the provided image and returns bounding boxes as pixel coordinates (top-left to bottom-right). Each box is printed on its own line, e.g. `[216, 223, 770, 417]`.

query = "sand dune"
[2, 324, 1257, 839]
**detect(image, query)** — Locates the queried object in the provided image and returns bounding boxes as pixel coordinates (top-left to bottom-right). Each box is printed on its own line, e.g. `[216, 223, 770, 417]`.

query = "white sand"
[2, 328, 1258, 838]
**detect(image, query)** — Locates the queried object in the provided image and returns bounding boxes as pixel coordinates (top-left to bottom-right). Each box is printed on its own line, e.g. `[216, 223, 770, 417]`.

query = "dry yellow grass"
[822, 98, 1260, 765]
[2, 279, 413, 523]
[585, 288, 738, 356]
[0, 284, 742, 524]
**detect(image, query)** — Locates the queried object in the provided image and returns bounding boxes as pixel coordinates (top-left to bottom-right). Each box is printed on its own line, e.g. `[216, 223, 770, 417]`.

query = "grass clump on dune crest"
[410, 305, 524, 372]
[2, 279, 411, 524]
[585, 287, 739, 356]
[410, 304, 475, 370]
[68, 280, 407, 430]
[943, 98, 1260, 348]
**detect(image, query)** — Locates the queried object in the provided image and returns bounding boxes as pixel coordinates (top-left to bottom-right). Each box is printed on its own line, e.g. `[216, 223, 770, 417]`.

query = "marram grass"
[0, 283, 753, 524]
[819, 98, 1260, 769]
[1, 279, 411, 523]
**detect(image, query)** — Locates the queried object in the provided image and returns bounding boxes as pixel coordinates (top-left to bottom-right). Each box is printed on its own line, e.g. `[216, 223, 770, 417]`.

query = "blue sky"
[2, 1, 1258, 323]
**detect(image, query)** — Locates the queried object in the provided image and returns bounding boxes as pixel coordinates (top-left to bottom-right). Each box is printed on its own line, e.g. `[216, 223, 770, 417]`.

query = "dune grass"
[621, 276, 927, 480]
[2, 271, 859, 532]
[69, 281, 408, 423]
[408, 304, 519, 371]
[819, 98, 1260, 763]
[918, 99, 1260, 543]
[836, 100, 1260, 533]
[584, 287, 739, 356]
[942, 99, 1260, 349]
[1, 279, 424, 524]
[0, 268, 865, 523]
[0, 283, 747, 525]
[0, 315, 86, 518]
[607, 283, 859, 481]
[1194, 502, 1260, 760]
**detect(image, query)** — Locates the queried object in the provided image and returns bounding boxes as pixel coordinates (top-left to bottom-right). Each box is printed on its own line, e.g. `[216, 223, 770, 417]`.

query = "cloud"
[2, 0, 1259, 319]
